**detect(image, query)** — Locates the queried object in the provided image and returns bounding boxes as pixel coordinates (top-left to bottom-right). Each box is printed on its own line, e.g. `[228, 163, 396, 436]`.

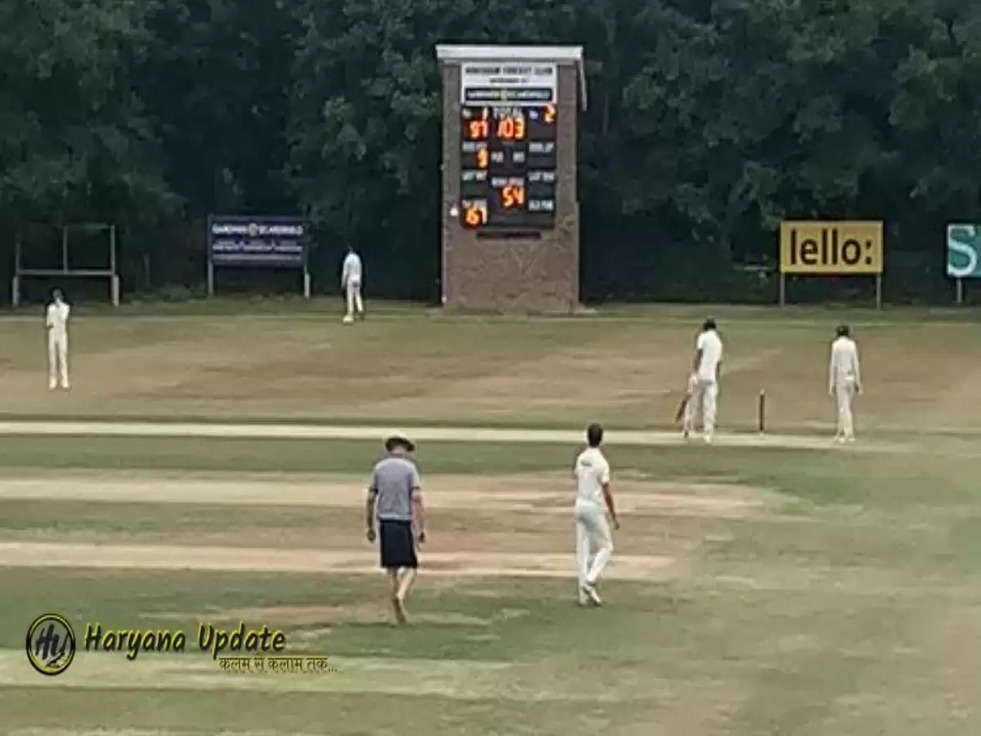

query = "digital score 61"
[459, 104, 557, 229]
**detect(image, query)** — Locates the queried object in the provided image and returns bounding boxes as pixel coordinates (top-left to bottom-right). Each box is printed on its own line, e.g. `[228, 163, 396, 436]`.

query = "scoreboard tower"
[436, 45, 586, 313]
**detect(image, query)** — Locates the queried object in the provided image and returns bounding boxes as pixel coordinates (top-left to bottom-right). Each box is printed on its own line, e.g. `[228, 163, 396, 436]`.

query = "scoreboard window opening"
[460, 105, 557, 230]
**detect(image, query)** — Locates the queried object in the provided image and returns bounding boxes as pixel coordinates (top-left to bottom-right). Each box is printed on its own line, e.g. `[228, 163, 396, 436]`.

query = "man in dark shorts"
[365, 434, 425, 624]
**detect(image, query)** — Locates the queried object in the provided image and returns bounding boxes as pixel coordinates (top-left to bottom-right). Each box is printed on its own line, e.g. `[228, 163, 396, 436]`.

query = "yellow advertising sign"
[779, 221, 883, 274]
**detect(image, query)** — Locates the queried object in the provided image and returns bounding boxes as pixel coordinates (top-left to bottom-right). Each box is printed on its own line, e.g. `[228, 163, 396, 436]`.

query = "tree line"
[2, 0, 979, 303]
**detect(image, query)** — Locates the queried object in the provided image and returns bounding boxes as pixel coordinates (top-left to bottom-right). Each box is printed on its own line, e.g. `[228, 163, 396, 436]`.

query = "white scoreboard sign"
[460, 62, 557, 105]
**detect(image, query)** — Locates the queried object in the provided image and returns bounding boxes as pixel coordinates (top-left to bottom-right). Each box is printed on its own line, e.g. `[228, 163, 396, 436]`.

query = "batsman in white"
[45, 288, 70, 390]
[573, 423, 619, 607]
[690, 318, 723, 444]
[340, 245, 365, 323]
[829, 324, 862, 443]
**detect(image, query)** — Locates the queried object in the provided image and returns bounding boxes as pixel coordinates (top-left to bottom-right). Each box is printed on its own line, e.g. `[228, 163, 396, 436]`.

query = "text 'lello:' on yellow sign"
[779, 221, 883, 274]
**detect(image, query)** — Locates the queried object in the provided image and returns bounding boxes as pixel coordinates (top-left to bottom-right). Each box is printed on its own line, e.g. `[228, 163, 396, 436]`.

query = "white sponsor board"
[460, 61, 557, 105]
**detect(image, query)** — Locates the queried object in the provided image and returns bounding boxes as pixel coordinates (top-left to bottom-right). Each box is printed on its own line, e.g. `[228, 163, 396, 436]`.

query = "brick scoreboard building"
[435, 45, 587, 313]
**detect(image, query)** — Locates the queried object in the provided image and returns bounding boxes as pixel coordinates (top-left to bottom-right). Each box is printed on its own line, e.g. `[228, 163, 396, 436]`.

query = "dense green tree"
[4, 0, 981, 302]
[619, 0, 901, 261]
[0, 0, 174, 225]
[287, 0, 582, 295]
[137, 0, 296, 216]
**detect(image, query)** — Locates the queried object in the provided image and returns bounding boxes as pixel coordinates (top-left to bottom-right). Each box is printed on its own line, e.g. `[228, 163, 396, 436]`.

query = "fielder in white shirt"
[573, 423, 619, 606]
[340, 246, 365, 323]
[829, 324, 862, 443]
[691, 318, 723, 444]
[45, 289, 71, 390]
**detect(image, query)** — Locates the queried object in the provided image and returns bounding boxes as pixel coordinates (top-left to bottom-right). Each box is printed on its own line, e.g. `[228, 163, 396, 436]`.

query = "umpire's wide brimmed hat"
[384, 432, 415, 452]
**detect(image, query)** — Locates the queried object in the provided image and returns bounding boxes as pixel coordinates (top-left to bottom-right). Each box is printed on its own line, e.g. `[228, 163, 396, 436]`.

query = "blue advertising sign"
[207, 215, 307, 268]
[947, 224, 981, 279]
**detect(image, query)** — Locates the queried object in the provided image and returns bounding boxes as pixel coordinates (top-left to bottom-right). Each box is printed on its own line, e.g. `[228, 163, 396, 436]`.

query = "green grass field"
[1, 302, 979, 734]
[3, 300, 981, 432]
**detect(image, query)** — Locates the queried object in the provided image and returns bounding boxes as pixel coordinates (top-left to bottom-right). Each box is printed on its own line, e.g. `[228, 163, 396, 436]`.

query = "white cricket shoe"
[342, 315, 354, 324]
[581, 582, 603, 606]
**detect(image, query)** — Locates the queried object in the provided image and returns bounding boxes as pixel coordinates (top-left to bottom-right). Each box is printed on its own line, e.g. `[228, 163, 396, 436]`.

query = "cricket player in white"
[691, 318, 723, 443]
[573, 423, 619, 606]
[340, 246, 364, 323]
[829, 324, 862, 443]
[45, 289, 70, 390]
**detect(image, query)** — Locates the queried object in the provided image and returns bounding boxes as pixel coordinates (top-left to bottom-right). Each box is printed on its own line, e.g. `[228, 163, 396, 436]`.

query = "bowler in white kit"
[45, 289, 71, 390]
[829, 324, 862, 443]
[690, 318, 723, 443]
[340, 245, 364, 323]
[573, 423, 619, 606]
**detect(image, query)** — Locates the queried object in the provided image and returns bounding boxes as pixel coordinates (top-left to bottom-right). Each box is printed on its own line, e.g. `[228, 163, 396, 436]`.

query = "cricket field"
[1, 301, 980, 735]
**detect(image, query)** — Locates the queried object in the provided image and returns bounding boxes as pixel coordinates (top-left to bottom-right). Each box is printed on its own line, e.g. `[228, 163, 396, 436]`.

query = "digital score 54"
[459, 105, 557, 229]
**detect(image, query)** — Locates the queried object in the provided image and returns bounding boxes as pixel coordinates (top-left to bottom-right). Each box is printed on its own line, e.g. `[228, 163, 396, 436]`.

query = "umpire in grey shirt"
[365, 433, 425, 624]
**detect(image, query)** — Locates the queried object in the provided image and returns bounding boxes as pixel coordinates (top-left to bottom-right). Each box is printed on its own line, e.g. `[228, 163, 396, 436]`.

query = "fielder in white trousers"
[46, 290, 71, 390]
[829, 325, 862, 442]
[691, 319, 724, 443]
[346, 277, 363, 321]
[691, 379, 718, 440]
[573, 423, 619, 606]
[575, 500, 613, 600]
[834, 377, 857, 440]
[340, 247, 365, 323]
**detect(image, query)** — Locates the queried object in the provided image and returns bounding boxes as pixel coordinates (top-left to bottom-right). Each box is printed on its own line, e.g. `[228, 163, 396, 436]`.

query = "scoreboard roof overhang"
[435, 44, 587, 111]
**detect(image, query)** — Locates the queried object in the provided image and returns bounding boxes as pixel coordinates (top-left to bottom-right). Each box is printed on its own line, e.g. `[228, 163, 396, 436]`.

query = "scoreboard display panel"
[459, 104, 557, 229]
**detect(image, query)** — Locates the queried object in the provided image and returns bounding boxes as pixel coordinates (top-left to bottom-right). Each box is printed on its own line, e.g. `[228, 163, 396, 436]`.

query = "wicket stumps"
[758, 389, 766, 434]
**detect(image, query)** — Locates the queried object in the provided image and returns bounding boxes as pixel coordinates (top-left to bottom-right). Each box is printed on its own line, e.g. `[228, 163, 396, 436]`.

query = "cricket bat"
[674, 396, 689, 424]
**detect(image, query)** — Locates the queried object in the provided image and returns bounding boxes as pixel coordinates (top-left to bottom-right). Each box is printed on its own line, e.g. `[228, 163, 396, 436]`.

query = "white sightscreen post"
[12, 234, 21, 306]
[111, 225, 118, 307]
[303, 268, 311, 299]
[206, 215, 215, 297]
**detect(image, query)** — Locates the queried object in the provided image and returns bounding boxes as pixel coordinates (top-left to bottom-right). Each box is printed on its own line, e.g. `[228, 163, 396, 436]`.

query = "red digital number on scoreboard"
[501, 185, 526, 209]
[458, 104, 556, 228]
[462, 201, 488, 228]
[495, 115, 526, 141]
[466, 119, 489, 140]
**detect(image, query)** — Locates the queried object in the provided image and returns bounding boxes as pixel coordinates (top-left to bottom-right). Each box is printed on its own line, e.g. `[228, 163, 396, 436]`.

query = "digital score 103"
[459, 105, 557, 229]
